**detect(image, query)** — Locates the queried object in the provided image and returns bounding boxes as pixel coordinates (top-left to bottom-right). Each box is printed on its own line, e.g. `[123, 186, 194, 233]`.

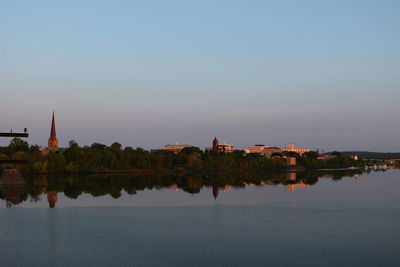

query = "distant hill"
[339, 151, 400, 159]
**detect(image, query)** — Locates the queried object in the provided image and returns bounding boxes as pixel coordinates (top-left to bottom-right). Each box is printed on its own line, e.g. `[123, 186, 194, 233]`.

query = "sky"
[1, 0, 399, 151]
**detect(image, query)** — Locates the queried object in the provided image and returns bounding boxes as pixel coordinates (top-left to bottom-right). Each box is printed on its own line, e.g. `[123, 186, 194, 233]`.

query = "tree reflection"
[0, 169, 28, 207]
[0, 168, 375, 207]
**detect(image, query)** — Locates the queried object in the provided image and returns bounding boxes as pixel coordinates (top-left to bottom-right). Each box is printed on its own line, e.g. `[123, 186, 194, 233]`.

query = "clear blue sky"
[1, 0, 399, 151]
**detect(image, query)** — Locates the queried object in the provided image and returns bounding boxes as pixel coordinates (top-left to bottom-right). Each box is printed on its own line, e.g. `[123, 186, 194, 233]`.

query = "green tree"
[186, 152, 203, 169]
[9, 138, 29, 152]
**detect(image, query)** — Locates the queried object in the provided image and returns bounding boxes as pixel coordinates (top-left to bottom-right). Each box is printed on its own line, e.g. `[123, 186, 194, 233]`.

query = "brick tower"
[212, 137, 219, 150]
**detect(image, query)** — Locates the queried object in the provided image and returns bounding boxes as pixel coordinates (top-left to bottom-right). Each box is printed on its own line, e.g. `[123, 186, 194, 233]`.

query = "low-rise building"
[283, 144, 309, 155]
[245, 144, 284, 157]
[164, 144, 193, 154]
[247, 144, 268, 154]
[261, 146, 283, 157]
[215, 144, 235, 153]
[209, 137, 235, 153]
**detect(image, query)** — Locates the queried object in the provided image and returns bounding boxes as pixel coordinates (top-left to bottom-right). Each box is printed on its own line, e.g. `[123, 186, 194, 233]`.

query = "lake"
[0, 169, 399, 266]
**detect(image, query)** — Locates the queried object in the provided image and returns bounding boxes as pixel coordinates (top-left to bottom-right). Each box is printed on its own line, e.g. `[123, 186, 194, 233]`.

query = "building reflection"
[212, 186, 219, 199]
[0, 168, 367, 206]
[168, 183, 179, 191]
[284, 172, 309, 192]
[212, 185, 233, 199]
[285, 182, 309, 192]
[47, 192, 58, 208]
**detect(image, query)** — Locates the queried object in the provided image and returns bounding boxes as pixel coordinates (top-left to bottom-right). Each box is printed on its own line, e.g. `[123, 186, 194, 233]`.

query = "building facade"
[245, 145, 283, 157]
[164, 144, 193, 154]
[283, 144, 309, 155]
[215, 144, 235, 153]
[207, 137, 235, 153]
[261, 147, 283, 157]
[246, 145, 268, 154]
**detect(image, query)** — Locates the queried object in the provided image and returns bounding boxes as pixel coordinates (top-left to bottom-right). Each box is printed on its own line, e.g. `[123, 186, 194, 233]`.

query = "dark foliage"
[0, 138, 363, 173]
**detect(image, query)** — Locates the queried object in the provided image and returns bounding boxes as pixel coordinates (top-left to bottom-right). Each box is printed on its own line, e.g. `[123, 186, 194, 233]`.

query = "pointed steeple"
[50, 111, 56, 139]
[48, 111, 59, 151]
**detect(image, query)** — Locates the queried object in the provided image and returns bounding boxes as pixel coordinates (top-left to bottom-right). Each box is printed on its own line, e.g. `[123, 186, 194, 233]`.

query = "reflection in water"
[284, 172, 309, 192]
[0, 168, 382, 208]
[0, 169, 27, 207]
[47, 192, 58, 208]
[0, 169, 398, 267]
[285, 182, 309, 192]
[212, 185, 233, 199]
[212, 186, 219, 199]
[0, 185, 27, 207]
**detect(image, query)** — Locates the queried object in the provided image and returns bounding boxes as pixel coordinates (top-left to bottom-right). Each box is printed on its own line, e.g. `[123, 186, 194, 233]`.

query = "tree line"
[0, 138, 361, 173]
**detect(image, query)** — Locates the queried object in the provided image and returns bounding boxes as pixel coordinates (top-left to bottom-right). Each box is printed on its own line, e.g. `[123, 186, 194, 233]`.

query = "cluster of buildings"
[42, 113, 310, 162]
[158, 136, 309, 158]
[148, 137, 311, 166]
[245, 143, 309, 156]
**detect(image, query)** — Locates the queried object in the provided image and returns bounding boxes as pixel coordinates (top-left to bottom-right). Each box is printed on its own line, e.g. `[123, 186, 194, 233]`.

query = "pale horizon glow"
[1, 0, 399, 151]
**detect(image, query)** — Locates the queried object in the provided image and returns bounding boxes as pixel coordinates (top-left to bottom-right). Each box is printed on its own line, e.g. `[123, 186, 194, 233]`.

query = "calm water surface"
[0, 170, 399, 266]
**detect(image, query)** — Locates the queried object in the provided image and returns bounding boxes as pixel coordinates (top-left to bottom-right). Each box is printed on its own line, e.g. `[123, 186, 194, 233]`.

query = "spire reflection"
[47, 192, 58, 208]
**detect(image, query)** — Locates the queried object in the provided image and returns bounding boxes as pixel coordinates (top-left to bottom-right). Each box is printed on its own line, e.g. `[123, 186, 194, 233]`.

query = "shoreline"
[6, 166, 368, 176]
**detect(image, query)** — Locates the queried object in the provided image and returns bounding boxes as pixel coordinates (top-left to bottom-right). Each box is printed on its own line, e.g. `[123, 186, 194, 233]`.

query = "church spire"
[48, 111, 59, 151]
[50, 111, 56, 139]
